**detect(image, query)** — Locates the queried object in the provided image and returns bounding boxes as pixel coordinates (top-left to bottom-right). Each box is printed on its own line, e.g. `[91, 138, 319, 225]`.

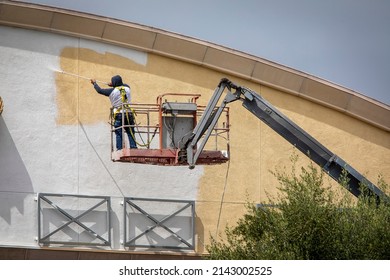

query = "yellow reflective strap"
[117, 86, 127, 103]
[111, 86, 155, 147]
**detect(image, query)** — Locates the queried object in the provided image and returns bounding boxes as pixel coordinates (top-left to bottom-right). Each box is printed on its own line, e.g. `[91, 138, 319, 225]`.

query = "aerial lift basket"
[111, 93, 230, 166]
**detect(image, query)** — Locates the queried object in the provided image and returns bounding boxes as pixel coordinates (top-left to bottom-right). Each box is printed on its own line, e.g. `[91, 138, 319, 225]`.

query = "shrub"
[206, 157, 390, 260]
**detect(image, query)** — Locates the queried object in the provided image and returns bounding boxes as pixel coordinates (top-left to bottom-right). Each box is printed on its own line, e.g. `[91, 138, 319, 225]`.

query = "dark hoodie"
[111, 75, 123, 87]
[93, 75, 130, 97]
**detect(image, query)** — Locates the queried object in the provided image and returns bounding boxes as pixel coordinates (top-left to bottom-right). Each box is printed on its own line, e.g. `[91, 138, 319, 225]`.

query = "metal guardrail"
[37, 194, 195, 250]
[110, 98, 230, 166]
[124, 197, 195, 250]
[38, 193, 111, 246]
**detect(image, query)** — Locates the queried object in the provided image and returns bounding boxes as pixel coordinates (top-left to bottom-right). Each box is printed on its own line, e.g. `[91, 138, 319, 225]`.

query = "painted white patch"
[0, 27, 77, 194]
[80, 39, 147, 66]
[0, 26, 203, 249]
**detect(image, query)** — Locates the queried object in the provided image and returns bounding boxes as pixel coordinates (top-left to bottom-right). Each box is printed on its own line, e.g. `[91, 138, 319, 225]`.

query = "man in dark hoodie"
[91, 75, 137, 150]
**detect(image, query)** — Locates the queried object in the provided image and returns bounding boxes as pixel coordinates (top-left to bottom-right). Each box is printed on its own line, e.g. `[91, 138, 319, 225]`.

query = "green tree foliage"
[206, 157, 390, 260]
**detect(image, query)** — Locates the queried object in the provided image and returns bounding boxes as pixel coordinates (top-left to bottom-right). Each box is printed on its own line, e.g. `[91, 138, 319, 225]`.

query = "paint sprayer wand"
[55, 70, 109, 85]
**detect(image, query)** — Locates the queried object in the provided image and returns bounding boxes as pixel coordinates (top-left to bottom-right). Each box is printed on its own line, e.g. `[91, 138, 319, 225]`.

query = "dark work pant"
[114, 113, 137, 150]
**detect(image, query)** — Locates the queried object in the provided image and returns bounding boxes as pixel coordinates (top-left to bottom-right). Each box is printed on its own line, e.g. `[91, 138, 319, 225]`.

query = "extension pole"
[56, 70, 109, 85]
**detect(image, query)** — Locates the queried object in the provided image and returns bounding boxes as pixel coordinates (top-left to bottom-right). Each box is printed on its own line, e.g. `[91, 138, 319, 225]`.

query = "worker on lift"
[90, 75, 137, 150]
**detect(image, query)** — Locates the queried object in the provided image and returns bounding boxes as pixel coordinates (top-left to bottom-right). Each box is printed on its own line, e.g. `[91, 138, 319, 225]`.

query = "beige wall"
[56, 47, 390, 253]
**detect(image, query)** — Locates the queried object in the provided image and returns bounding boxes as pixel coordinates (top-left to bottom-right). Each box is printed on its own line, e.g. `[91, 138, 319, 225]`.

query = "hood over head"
[111, 75, 123, 87]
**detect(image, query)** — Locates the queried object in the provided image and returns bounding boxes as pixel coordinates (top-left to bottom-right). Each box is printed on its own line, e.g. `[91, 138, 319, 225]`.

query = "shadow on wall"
[125, 213, 195, 250]
[0, 116, 34, 224]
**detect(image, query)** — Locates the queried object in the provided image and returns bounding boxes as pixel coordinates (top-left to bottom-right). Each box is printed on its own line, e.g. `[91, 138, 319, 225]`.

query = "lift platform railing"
[110, 102, 160, 151]
[109, 93, 230, 166]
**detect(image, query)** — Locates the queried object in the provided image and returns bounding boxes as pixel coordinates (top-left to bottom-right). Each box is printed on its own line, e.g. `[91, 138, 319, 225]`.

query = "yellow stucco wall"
[56, 47, 390, 253]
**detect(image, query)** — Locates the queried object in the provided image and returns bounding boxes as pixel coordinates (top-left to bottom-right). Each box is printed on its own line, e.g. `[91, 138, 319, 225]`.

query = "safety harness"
[112, 86, 157, 147]
[112, 86, 136, 119]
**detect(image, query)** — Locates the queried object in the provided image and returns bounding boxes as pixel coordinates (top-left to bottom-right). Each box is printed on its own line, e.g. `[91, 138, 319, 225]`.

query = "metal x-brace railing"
[124, 197, 195, 250]
[38, 193, 111, 246]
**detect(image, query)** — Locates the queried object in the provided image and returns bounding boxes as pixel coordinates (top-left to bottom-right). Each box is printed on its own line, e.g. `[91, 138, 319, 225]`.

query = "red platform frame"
[111, 93, 230, 166]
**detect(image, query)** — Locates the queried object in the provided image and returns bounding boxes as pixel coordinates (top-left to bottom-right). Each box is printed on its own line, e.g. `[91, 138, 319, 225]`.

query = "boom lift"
[179, 78, 387, 201]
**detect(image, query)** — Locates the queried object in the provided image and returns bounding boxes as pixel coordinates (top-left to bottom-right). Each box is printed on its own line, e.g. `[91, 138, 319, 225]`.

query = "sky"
[19, 0, 390, 105]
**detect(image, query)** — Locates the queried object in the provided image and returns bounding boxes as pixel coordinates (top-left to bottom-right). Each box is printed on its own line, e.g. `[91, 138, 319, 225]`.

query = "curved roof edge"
[1, 0, 389, 131]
